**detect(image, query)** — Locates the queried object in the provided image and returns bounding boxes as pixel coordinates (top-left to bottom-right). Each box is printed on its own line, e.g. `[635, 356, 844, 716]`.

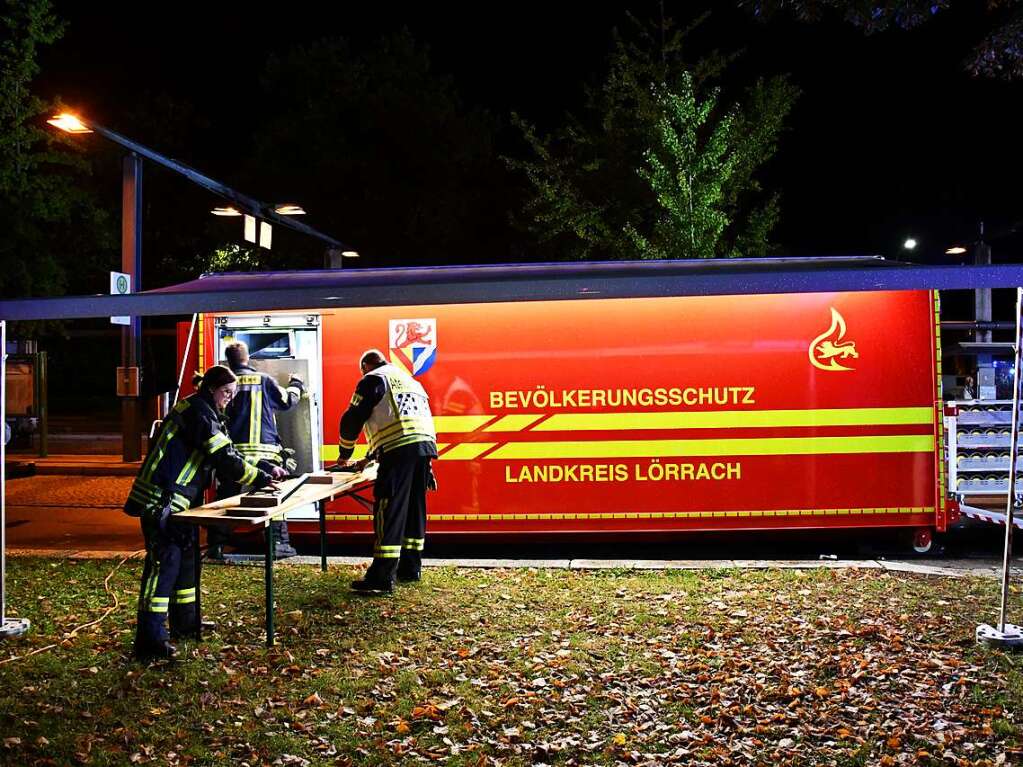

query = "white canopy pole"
[173, 313, 198, 407]
[977, 288, 1022, 648]
[1, 319, 31, 638]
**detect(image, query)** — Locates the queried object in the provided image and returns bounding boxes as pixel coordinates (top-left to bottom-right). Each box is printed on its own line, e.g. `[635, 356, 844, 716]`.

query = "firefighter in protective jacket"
[125, 365, 284, 661]
[337, 349, 437, 593]
[208, 340, 305, 558]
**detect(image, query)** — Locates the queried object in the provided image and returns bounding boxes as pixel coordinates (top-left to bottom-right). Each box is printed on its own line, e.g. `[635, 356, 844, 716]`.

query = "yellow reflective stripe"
[205, 432, 231, 454]
[173, 400, 190, 413]
[536, 406, 935, 432]
[170, 493, 190, 512]
[174, 588, 195, 596]
[485, 435, 935, 460]
[321, 444, 369, 462]
[484, 415, 545, 432]
[250, 389, 263, 445]
[374, 545, 401, 558]
[141, 423, 178, 482]
[339, 436, 357, 449]
[432, 415, 493, 433]
[424, 507, 936, 521]
[235, 443, 281, 458]
[239, 460, 259, 486]
[402, 538, 424, 550]
[129, 477, 162, 505]
[430, 408, 936, 434]
[440, 443, 497, 460]
[372, 417, 434, 442]
[380, 435, 435, 454]
[175, 449, 204, 486]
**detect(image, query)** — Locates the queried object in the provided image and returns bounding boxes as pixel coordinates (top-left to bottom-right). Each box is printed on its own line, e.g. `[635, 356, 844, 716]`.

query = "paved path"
[6, 548, 1020, 579]
[4, 473, 1020, 579]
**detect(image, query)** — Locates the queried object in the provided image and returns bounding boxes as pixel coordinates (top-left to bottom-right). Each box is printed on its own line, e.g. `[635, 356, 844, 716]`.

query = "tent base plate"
[0, 617, 30, 638]
[977, 623, 1023, 649]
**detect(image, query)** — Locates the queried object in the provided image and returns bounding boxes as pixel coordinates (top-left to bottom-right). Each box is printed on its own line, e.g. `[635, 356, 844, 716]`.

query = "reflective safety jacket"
[224, 364, 302, 465]
[125, 391, 272, 515]
[338, 363, 436, 460]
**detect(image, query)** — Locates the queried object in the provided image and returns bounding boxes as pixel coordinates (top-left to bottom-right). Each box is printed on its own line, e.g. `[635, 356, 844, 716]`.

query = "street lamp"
[48, 111, 356, 460]
[903, 237, 918, 251]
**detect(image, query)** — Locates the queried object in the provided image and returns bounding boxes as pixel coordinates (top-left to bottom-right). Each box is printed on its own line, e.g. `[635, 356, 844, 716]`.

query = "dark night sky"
[36, 1, 1023, 265]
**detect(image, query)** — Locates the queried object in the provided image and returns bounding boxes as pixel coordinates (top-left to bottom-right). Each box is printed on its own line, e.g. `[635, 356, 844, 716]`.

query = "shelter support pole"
[1, 320, 31, 639]
[319, 499, 327, 572]
[265, 524, 275, 647]
[977, 287, 1023, 648]
[121, 153, 143, 463]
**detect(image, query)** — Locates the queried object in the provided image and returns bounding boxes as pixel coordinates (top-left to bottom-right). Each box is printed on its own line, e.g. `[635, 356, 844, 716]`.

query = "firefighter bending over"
[124, 365, 286, 662]
[207, 340, 305, 560]
[337, 349, 437, 594]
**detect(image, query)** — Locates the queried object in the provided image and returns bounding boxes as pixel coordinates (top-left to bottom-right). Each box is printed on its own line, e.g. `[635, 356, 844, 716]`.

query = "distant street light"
[904, 238, 918, 250]
[211, 204, 309, 248]
[946, 246, 968, 255]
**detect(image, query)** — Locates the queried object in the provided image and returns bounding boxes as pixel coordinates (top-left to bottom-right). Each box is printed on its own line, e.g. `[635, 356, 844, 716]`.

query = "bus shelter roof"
[2, 256, 1022, 322]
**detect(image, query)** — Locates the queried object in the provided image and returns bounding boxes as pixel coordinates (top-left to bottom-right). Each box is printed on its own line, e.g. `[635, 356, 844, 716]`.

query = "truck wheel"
[911, 527, 933, 554]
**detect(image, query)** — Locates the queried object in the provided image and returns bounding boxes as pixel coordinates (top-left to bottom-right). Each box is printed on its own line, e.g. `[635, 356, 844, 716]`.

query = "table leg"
[265, 523, 275, 647]
[319, 499, 327, 572]
[193, 526, 202, 642]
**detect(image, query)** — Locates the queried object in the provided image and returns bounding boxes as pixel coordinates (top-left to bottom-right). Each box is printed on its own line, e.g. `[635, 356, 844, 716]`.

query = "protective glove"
[426, 464, 438, 492]
[287, 374, 305, 394]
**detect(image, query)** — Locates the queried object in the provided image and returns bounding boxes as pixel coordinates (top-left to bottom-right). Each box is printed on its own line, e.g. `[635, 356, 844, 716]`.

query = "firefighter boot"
[134, 639, 178, 663]
[272, 520, 298, 559]
[350, 578, 393, 595]
[352, 558, 396, 594]
[396, 553, 422, 583]
[134, 617, 178, 662]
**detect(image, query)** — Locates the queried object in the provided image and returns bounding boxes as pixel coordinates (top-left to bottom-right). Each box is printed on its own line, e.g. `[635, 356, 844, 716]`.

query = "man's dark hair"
[360, 349, 387, 370]
[225, 341, 250, 368]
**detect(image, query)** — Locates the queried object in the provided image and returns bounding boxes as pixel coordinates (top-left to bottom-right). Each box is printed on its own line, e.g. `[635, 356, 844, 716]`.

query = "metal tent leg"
[319, 499, 327, 572]
[193, 526, 202, 642]
[977, 287, 1023, 649]
[264, 524, 275, 647]
[1, 321, 30, 639]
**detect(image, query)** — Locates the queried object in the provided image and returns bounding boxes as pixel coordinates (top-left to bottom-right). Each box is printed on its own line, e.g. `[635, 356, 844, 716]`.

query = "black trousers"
[364, 453, 431, 584]
[135, 509, 196, 646]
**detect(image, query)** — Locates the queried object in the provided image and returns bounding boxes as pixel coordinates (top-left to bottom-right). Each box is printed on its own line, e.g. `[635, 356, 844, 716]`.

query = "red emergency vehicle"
[178, 278, 949, 550]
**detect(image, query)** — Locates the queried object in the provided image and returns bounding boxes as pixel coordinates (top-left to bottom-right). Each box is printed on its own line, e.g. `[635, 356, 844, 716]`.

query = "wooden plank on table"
[240, 475, 309, 507]
[174, 464, 378, 526]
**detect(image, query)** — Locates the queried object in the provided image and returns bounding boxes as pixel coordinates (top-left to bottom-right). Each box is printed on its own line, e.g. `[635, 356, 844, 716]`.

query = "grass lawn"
[0, 557, 1020, 766]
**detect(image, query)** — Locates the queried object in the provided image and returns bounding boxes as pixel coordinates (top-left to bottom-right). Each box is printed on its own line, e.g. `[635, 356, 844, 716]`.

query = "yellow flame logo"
[809, 308, 858, 372]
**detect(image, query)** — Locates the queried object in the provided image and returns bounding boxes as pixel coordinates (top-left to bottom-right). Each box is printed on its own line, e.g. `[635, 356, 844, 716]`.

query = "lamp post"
[121, 152, 143, 460]
[47, 112, 356, 460]
[47, 114, 144, 459]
